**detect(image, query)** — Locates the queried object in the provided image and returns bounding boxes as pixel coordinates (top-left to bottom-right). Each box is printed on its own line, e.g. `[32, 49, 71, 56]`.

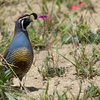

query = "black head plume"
[29, 13, 37, 20]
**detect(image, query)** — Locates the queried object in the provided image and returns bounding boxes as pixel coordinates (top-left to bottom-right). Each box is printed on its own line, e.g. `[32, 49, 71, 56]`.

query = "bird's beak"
[29, 18, 33, 23]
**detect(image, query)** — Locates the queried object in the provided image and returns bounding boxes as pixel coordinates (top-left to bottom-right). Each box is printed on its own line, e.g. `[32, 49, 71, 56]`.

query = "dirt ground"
[0, 0, 100, 99]
[13, 44, 100, 99]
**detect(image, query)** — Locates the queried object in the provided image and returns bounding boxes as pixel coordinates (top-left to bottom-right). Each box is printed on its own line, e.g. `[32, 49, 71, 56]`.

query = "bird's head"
[15, 13, 37, 32]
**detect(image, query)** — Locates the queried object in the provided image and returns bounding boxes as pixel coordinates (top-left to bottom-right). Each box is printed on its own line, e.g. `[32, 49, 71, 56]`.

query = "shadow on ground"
[13, 86, 44, 92]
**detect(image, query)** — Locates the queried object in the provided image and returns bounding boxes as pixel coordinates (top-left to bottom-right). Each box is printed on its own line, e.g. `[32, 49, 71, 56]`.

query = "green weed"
[82, 83, 100, 99]
[38, 51, 65, 80]
[60, 13, 100, 45]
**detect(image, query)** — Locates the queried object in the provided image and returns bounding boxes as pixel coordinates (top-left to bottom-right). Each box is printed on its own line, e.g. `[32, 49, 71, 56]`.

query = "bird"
[3, 13, 37, 89]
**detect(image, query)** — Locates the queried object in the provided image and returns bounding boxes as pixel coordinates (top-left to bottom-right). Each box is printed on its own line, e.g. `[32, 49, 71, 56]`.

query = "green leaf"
[64, 13, 69, 18]
[4, 69, 11, 77]
[0, 80, 3, 84]
[42, 0, 46, 4]
[4, 92, 15, 100]
[62, 35, 72, 45]
[73, 12, 78, 16]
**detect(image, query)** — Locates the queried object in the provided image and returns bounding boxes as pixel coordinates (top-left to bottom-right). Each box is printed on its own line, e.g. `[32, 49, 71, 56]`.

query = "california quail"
[3, 13, 37, 87]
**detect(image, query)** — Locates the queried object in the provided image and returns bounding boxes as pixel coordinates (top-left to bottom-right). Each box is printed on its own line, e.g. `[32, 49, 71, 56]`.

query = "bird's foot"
[20, 83, 27, 94]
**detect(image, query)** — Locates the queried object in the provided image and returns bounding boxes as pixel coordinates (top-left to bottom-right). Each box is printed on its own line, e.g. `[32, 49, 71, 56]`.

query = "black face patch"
[20, 17, 32, 31]
[22, 18, 31, 29]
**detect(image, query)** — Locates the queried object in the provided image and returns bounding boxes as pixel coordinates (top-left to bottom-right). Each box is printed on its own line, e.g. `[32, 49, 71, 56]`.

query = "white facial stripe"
[21, 20, 26, 31]
[18, 16, 29, 31]
[18, 16, 29, 22]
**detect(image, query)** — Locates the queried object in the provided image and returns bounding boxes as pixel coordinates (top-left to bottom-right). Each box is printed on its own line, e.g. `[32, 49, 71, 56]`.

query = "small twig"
[0, 54, 18, 78]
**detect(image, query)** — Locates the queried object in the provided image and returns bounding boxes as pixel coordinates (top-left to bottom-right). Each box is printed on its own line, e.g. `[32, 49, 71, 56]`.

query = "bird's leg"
[18, 76, 25, 90]
[23, 75, 27, 88]
[19, 82, 24, 90]
[19, 77, 27, 93]
[20, 82, 28, 94]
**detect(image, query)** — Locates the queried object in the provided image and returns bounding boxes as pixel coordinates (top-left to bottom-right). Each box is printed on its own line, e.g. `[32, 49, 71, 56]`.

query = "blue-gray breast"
[3, 13, 37, 81]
